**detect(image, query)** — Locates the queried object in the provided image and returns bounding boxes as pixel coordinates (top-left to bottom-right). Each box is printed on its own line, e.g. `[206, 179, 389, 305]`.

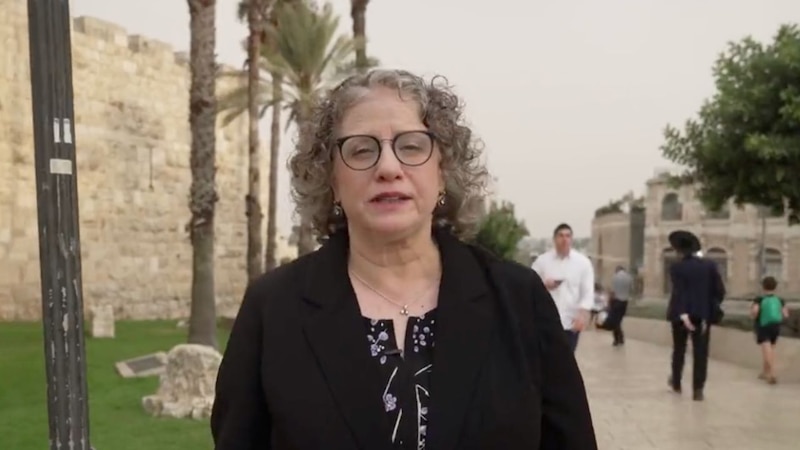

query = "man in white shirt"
[531, 223, 595, 352]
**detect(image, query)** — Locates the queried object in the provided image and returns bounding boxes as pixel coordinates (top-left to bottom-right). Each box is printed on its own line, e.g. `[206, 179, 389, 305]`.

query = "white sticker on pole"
[49, 158, 73, 175]
[63, 119, 73, 143]
[52, 118, 73, 144]
[53, 118, 61, 143]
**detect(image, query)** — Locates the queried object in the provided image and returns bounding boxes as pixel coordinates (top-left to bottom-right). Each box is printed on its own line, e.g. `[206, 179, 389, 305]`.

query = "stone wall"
[0, 0, 267, 320]
[589, 212, 632, 286]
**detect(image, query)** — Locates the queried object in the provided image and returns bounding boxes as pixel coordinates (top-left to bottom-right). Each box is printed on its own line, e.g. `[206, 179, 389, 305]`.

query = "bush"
[471, 200, 528, 260]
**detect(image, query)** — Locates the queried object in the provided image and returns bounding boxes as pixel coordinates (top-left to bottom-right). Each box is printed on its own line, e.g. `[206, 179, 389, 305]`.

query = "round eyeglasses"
[336, 130, 435, 171]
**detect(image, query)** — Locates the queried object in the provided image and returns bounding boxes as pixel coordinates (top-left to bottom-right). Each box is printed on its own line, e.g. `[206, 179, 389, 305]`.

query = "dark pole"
[756, 206, 768, 281]
[27, 1, 92, 449]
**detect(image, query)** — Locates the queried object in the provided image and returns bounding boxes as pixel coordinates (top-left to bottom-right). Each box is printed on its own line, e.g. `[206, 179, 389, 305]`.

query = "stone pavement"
[576, 330, 800, 450]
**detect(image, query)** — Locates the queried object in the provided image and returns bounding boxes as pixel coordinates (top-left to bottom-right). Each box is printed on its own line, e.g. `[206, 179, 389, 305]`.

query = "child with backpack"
[751, 276, 789, 384]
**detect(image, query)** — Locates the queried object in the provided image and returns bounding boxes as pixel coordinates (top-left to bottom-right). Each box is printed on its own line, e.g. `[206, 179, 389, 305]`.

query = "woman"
[210, 69, 596, 449]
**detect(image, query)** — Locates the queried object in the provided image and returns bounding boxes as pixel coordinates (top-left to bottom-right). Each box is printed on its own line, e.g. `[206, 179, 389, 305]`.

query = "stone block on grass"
[142, 343, 222, 420]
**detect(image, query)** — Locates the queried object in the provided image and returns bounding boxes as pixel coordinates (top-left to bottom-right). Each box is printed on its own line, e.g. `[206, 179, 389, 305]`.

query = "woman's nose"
[373, 141, 402, 177]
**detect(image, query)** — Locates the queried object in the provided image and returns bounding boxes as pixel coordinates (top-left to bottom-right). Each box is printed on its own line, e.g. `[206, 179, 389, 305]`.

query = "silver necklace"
[349, 270, 438, 316]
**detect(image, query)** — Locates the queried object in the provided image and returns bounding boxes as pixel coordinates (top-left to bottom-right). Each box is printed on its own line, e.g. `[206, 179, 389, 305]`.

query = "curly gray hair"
[288, 69, 489, 240]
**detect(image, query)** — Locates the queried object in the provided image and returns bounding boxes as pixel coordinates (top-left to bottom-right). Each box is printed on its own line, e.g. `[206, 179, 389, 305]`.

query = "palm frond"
[216, 66, 275, 125]
[224, 1, 366, 131]
[266, 2, 363, 92]
[333, 55, 379, 78]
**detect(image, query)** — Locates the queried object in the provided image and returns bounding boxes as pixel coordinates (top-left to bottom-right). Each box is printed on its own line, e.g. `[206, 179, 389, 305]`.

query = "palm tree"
[350, 0, 370, 72]
[186, 0, 219, 349]
[221, 1, 365, 256]
[235, 0, 298, 272]
[263, 1, 364, 255]
[244, 0, 265, 280]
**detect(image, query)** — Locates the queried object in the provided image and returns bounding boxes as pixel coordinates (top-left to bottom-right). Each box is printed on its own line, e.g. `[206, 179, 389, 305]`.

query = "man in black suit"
[666, 230, 726, 401]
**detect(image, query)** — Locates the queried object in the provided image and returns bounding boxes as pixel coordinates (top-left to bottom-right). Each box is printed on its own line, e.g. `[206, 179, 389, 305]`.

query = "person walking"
[751, 276, 790, 384]
[665, 230, 726, 401]
[609, 266, 633, 346]
[532, 223, 594, 352]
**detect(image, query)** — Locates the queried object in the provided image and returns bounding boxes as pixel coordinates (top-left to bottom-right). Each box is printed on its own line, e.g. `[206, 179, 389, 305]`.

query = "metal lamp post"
[757, 205, 768, 280]
[27, 0, 92, 448]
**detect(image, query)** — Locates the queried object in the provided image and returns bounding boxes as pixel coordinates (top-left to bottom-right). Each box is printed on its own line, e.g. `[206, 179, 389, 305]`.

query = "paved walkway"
[576, 330, 800, 449]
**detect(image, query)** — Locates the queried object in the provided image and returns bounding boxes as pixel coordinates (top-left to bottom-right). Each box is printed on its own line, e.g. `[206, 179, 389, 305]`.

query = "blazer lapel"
[426, 230, 495, 450]
[301, 233, 393, 450]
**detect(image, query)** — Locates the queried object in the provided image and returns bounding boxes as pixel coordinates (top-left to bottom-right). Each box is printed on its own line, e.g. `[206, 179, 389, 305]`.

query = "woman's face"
[331, 87, 444, 240]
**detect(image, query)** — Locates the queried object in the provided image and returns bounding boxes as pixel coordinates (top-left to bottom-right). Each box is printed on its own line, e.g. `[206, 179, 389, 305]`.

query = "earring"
[437, 191, 446, 207]
[332, 201, 343, 216]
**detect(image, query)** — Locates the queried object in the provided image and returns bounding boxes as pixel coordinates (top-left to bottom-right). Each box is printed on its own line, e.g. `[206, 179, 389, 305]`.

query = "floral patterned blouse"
[364, 310, 437, 450]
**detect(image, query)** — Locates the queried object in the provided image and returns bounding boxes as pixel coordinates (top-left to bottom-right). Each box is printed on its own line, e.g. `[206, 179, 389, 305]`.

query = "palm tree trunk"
[187, 0, 218, 349]
[246, 0, 264, 280]
[295, 102, 316, 256]
[265, 0, 294, 269]
[350, 0, 369, 72]
[264, 72, 282, 270]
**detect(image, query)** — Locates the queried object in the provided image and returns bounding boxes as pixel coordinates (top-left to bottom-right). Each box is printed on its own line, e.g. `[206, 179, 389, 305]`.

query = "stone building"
[591, 173, 800, 300]
[0, 1, 275, 320]
[642, 175, 800, 299]
[589, 209, 645, 287]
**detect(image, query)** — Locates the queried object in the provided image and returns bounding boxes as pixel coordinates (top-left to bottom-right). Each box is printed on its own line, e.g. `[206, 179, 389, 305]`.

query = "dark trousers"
[610, 299, 628, 344]
[670, 319, 711, 391]
[565, 330, 580, 352]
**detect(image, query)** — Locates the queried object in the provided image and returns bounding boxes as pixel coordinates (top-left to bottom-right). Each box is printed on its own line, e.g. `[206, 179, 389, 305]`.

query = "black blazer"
[211, 229, 597, 450]
[667, 255, 726, 322]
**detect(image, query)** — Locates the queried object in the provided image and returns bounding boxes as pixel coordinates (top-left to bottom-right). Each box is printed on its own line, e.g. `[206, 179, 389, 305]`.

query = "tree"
[220, 1, 371, 256]
[228, 0, 299, 271]
[234, 0, 300, 270]
[245, 0, 265, 280]
[262, 1, 365, 255]
[594, 200, 623, 218]
[472, 201, 529, 260]
[350, 0, 370, 72]
[186, 0, 219, 348]
[660, 24, 800, 224]
[262, 6, 283, 272]
[594, 192, 644, 218]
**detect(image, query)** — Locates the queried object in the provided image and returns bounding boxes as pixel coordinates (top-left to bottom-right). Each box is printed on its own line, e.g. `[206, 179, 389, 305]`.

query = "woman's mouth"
[370, 192, 412, 203]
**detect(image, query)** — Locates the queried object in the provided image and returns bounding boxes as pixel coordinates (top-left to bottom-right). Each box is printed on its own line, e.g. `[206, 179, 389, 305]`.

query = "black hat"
[668, 230, 701, 253]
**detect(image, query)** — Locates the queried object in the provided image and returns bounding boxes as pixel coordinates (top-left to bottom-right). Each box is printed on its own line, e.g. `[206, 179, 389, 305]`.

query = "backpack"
[759, 295, 784, 327]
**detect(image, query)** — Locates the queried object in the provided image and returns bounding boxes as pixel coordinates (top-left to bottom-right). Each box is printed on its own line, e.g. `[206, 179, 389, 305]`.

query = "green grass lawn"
[0, 320, 229, 450]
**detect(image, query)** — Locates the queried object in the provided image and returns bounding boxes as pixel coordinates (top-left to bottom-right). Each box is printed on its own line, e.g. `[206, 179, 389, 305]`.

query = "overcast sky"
[71, 0, 800, 237]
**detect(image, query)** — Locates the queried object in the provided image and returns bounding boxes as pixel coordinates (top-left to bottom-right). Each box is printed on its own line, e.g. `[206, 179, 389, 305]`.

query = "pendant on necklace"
[400, 305, 410, 316]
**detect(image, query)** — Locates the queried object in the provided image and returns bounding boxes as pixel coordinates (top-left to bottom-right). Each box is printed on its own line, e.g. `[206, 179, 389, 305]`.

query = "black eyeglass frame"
[334, 130, 436, 171]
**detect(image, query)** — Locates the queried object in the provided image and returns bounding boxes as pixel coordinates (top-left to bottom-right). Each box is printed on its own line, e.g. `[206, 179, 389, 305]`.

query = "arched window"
[706, 247, 728, 280]
[764, 248, 783, 280]
[662, 248, 679, 294]
[661, 193, 683, 221]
